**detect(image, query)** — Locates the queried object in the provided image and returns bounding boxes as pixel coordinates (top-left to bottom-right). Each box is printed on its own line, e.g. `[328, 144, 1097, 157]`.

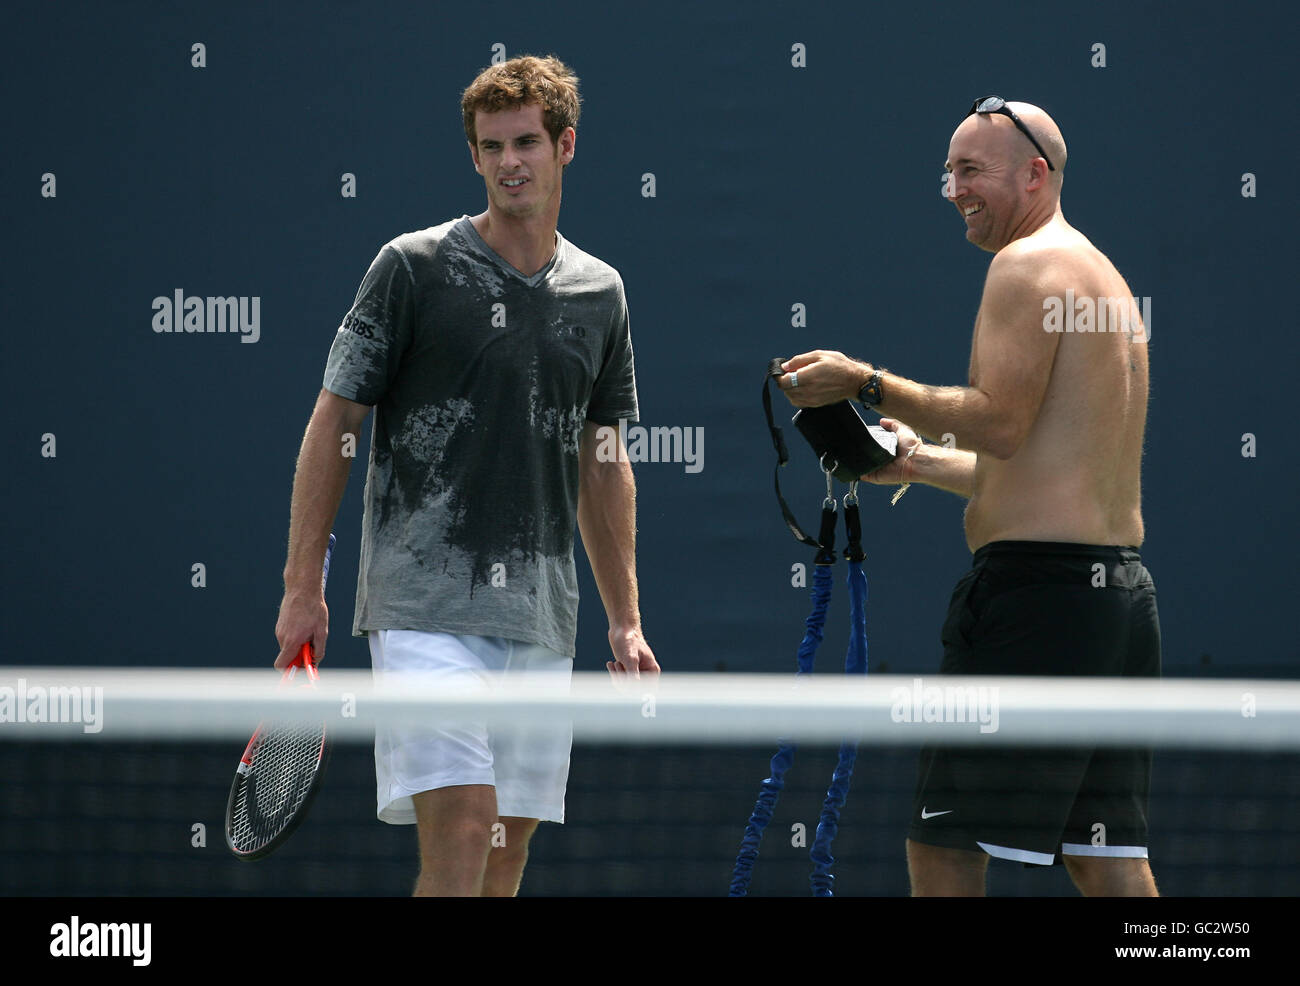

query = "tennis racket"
[225, 533, 335, 860]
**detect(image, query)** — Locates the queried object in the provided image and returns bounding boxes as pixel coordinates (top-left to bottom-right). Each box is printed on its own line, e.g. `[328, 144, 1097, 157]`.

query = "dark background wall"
[1, 0, 1295, 897]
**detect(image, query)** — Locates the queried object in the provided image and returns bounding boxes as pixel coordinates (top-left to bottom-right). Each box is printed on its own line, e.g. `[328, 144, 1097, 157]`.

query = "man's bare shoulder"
[987, 223, 1101, 294]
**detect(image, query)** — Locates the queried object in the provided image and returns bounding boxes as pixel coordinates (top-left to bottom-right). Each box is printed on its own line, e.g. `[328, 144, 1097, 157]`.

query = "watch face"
[859, 372, 882, 406]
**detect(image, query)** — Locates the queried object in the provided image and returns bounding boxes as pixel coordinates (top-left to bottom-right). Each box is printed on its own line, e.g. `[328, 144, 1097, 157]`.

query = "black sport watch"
[857, 368, 884, 407]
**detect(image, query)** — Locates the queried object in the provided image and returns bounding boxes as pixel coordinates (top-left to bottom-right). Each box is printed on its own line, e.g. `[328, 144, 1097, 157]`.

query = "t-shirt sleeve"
[586, 275, 639, 426]
[322, 243, 416, 406]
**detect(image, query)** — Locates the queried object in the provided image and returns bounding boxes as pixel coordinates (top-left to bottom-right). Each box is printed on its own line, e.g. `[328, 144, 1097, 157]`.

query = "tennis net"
[0, 668, 1297, 897]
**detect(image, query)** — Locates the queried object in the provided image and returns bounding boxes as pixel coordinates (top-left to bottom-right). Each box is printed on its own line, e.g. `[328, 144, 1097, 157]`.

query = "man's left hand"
[777, 350, 871, 408]
[606, 625, 659, 680]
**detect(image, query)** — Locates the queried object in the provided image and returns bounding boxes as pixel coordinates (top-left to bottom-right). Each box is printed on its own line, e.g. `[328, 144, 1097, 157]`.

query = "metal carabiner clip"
[819, 455, 838, 511]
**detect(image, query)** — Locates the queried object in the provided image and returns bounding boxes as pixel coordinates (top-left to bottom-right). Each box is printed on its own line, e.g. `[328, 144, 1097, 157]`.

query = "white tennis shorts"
[368, 629, 574, 825]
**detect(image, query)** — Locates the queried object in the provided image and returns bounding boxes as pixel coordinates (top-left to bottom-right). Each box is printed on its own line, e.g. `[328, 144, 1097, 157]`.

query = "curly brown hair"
[461, 55, 581, 147]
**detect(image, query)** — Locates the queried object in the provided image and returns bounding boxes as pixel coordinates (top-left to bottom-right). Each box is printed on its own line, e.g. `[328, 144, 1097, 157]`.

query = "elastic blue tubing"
[809, 741, 858, 896]
[728, 563, 834, 897]
[727, 741, 795, 897]
[796, 563, 834, 676]
[808, 560, 868, 896]
[844, 558, 868, 676]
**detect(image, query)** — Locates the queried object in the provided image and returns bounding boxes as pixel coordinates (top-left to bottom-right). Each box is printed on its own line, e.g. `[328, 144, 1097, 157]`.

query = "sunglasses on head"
[966, 96, 1055, 171]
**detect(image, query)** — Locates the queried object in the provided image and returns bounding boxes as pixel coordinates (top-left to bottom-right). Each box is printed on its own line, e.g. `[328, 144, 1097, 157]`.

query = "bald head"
[1006, 102, 1067, 179]
[952, 101, 1067, 186]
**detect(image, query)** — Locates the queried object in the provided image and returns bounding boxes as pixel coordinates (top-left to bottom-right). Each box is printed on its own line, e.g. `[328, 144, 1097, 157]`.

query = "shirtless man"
[776, 97, 1160, 897]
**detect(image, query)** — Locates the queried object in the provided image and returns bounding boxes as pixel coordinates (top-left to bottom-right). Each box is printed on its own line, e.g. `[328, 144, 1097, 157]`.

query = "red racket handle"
[296, 642, 321, 682]
[280, 643, 315, 683]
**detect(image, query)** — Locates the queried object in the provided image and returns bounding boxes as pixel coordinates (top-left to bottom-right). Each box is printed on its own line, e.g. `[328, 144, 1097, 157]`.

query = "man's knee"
[490, 817, 537, 865]
[442, 815, 497, 846]
[480, 818, 539, 896]
[907, 838, 988, 896]
[1063, 854, 1158, 897]
[414, 786, 498, 850]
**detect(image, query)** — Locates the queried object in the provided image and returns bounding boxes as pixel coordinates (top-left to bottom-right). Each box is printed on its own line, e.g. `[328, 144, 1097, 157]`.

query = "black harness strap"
[842, 497, 865, 563]
[763, 359, 822, 549]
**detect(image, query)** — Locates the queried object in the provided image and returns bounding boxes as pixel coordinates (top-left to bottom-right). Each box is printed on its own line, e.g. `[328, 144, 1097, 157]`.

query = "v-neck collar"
[457, 216, 564, 287]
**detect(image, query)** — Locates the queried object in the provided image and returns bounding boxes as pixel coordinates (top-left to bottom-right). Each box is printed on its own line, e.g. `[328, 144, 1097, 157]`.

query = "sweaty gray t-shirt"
[322, 216, 638, 657]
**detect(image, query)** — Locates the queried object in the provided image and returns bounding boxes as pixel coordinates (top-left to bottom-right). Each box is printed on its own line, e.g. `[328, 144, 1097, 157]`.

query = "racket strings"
[228, 719, 326, 851]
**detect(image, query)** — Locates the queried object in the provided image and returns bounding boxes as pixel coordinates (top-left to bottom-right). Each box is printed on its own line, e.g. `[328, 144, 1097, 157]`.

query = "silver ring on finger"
[790, 371, 799, 389]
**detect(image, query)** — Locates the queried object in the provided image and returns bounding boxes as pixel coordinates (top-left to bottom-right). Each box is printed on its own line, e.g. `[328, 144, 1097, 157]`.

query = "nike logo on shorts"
[920, 807, 954, 819]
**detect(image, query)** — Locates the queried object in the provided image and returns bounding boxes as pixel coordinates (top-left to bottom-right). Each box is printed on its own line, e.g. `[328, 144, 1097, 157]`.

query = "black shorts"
[908, 540, 1162, 865]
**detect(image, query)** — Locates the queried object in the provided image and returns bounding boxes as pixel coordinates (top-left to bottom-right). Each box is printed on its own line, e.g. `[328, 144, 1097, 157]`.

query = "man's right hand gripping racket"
[225, 533, 336, 860]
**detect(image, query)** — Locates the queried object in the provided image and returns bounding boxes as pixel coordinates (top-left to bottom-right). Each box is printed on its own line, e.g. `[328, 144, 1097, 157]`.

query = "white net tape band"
[1, 670, 1296, 748]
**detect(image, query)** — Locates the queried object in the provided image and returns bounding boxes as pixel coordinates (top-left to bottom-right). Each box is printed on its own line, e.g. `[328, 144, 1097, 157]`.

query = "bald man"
[776, 98, 1160, 897]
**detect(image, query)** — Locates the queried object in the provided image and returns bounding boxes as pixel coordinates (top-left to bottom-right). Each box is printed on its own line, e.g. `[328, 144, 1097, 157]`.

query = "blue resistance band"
[729, 485, 868, 897]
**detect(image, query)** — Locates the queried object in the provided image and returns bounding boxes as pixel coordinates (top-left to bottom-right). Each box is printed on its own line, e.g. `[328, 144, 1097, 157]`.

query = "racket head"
[224, 646, 331, 860]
